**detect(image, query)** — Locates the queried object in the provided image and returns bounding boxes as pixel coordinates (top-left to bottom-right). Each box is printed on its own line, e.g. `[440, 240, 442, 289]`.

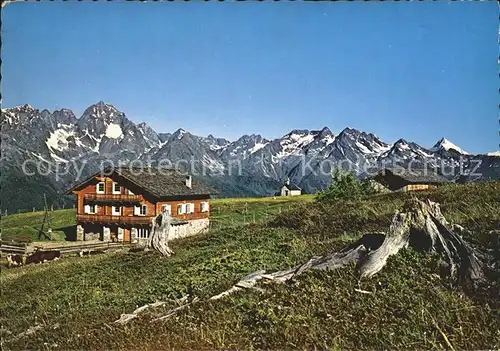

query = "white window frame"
[134, 205, 147, 216]
[137, 227, 150, 239]
[201, 201, 209, 213]
[112, 206, 121, 216]
[112, 182, 121, 194]
[177, 204, 186, 215]
[117, 227, 124, 240]
[186, 203, 195, 214]
[85, 204, 97, 214]
[96, 182, 105, 194]
[161, 204, 172, 215]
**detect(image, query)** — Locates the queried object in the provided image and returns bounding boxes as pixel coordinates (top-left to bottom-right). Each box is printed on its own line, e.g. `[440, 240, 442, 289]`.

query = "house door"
[123, 228, 131, 242]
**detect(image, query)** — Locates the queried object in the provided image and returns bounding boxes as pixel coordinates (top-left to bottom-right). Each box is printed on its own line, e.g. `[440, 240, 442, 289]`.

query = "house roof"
[284, 183, 301, 191]
[375, 168, 448, 184]
[64, 166, 215, 198]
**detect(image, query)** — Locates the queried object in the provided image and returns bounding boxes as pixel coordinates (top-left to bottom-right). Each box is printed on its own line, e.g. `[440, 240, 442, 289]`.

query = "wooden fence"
[1, 240, 136, 264]
[0, 240, 28, 255]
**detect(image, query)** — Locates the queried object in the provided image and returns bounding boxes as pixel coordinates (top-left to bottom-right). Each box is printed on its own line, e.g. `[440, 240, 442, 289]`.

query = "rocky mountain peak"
[430, 137, 468, 155]
[318, 126, 333, 135]
[19, 104, 36, 112]
[171, 128, 187, 140]
[81, 101, 121, 119]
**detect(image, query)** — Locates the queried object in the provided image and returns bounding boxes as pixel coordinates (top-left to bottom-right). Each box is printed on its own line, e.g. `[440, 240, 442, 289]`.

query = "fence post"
[51, 205, 54, 212]
[33, 207, 35, 212]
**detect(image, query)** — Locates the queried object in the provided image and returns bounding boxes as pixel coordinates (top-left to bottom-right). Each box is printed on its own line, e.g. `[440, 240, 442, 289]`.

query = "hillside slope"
[1, 182, 499, 349]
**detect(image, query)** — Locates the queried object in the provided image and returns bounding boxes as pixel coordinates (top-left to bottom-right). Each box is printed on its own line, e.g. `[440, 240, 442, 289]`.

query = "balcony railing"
[76, 214, 154, 225]
[84, 194, 141, 203]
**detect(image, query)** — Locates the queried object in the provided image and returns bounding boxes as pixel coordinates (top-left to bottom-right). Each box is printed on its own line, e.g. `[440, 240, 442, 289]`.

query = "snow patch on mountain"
[1, 110, 16, 125]
[249, 142, 267, 154]
[46, 125, 75, 151]
[175, 129, 186, 140]
[277, 131, 316, 158]
[487, 151, 500, 157]
[355, 141, 371, 154]
[323, 134, 335, 145]
[105, 123, 123, 139]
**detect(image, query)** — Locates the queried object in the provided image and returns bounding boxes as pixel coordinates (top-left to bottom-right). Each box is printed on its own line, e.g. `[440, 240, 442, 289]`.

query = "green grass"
[0, 195, 313, 243]
[0, 209, 76, 242]
[213, 194, 314, 205]
[1, 182, 499, 349]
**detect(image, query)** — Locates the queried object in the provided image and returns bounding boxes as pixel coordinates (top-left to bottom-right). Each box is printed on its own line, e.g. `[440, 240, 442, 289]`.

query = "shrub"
[316, 169, 376, 201]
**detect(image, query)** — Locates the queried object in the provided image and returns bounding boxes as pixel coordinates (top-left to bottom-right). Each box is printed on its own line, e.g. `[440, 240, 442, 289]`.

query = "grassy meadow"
[0, 209, 76, 243]
[0, 194, 314, 243]
[1, 183, 499, 349]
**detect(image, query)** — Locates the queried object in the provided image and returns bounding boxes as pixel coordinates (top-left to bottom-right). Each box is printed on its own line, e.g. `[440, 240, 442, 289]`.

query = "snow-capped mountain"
[1, 101, 498, 212]
[430, 137, 469, 155]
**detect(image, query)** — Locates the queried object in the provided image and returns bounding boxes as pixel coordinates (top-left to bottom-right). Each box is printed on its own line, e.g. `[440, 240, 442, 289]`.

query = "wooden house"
[373, 168, 448, 192]
[65, 166, 214, 243]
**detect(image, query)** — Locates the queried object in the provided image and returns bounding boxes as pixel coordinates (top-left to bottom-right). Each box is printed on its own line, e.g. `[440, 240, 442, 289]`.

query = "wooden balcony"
[84, 194, 141, 203]
[76, 214, 154, 225]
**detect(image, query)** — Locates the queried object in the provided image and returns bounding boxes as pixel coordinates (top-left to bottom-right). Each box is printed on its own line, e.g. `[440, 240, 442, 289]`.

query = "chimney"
[185, 175, 192, 189]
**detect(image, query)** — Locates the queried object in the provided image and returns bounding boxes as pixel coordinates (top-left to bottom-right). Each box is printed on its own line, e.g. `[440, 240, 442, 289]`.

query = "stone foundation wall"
[136, 218, 209, 246]
[77, 219, 209, 244]
[170, 218, 209, 240]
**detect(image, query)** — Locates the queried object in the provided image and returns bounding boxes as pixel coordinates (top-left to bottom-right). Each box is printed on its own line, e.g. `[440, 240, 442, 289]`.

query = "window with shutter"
[161, 204, 171, 215]
[84, 205, 90, 214]
[201, 202, 209, 212]
[134, 206, 140, 216]
[112, 182, 121, 194]
[96, 182, 105, 194]
[112, 206, 121, 216]
[140, 205, 147, 216]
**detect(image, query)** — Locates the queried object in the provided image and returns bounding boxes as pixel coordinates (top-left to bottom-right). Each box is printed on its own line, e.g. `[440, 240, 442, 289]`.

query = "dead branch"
[115, 198, 490, 325]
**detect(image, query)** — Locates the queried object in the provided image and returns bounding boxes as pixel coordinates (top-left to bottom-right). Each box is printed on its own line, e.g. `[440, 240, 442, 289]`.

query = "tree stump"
[214, 198, 488, 298]
[147, 212, 174, 256]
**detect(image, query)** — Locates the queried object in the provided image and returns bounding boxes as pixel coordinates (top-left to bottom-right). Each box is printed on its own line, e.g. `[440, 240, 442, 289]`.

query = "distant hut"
[373, 169, 448, 192]
[280, 178, 302, 196]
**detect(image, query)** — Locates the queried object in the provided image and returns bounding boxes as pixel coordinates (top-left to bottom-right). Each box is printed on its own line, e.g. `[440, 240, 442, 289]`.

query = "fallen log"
[117, 198, 491, 324]
[207, 198, 488, 302]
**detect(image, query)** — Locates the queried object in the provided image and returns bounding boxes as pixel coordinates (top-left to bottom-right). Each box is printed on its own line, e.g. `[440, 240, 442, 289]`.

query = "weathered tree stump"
[122, 198, 490, 324]
[211, 198, 488, 300]
[147, 212, 174, 256]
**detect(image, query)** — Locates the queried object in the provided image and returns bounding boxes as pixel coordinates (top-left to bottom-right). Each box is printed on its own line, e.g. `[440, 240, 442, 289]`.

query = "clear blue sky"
[2, 1, 498, 153]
